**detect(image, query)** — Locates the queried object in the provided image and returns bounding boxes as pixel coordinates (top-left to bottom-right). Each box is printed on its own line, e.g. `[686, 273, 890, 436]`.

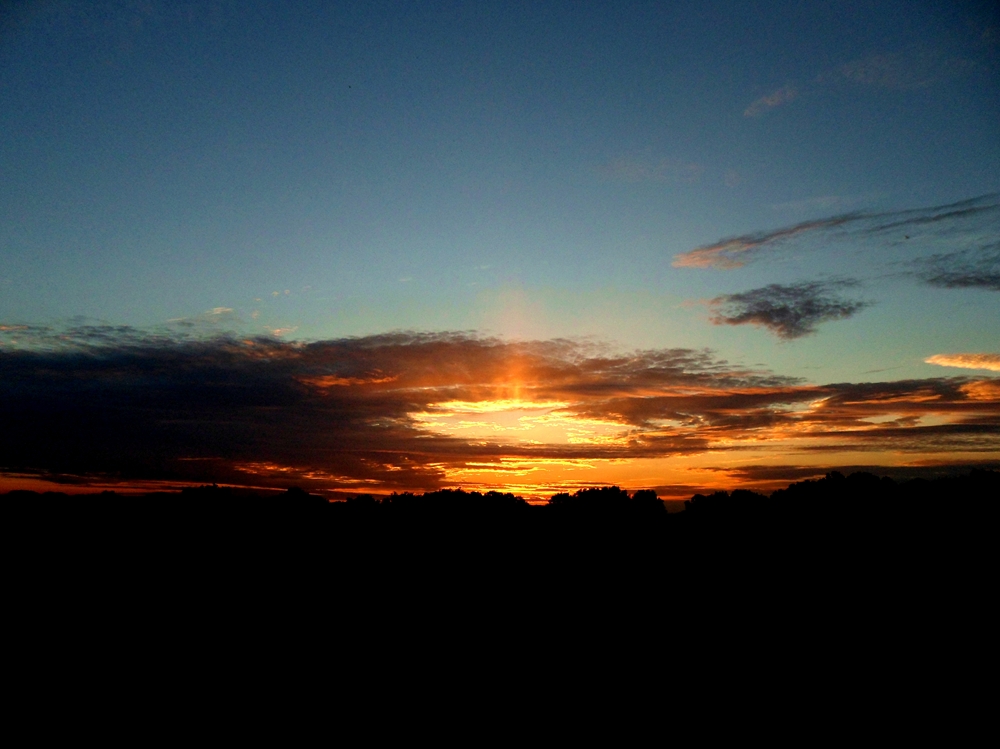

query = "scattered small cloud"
[743, 84, 797, 117]
[209, 307, 234, 315]
[926, 353, 1000, 372]
[709, 280, 870, 339]
[271, 327, 298, 337]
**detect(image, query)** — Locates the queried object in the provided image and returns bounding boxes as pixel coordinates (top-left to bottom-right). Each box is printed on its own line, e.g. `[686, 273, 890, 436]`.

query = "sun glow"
[412, 397, 628, 445]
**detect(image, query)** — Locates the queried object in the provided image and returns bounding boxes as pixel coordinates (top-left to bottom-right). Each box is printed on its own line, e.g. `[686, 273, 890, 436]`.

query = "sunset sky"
[2, 1, 998, 498]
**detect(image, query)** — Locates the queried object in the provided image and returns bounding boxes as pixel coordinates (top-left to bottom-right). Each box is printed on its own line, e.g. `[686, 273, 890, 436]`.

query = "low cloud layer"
[710, 460, 1000, 492]
[2, 327, 999, 494]
[709, 281, 869, 339]
[673, 194, 999, 269]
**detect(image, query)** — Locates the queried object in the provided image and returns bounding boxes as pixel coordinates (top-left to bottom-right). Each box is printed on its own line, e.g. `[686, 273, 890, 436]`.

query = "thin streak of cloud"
[674, 213, 861, 269]
[709, 281, 870, 339]
[827, 50, 976, 90]
[673, 193, 999, 269]
[926, 354, 1000, 372]
[743, 84, 798, 117]
[748, 45, 979, 122]
[770, 195, 854, 213]
[709, 461, 1000, 491]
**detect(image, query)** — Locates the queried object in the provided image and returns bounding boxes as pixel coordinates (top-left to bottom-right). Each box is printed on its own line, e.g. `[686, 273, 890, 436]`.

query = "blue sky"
[1, 1, 998, 495]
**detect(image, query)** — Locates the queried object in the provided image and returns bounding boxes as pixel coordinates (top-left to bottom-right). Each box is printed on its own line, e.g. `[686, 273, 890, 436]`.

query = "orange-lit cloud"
[672, 213, 860, 268]
[926, 353, 1000, 372]
[2, 326, 998, 496]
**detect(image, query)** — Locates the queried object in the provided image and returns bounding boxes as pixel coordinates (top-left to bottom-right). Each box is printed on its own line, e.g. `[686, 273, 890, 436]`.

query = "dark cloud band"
[2, 328, 998, 492]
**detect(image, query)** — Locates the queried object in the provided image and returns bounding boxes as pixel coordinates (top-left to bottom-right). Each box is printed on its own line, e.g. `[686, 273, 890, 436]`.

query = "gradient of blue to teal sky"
[2, 1, 999, 497]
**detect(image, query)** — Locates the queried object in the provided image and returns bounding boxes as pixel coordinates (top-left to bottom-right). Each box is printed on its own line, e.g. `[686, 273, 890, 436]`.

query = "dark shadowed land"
[8, 470, 995, 678]
[7, 470, 997, 561]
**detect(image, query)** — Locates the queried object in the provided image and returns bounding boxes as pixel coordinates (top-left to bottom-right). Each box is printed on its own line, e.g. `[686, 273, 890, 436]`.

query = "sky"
[2, 0, 999, 498]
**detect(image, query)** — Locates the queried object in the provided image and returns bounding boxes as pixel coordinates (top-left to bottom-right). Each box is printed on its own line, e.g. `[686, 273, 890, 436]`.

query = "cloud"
[2, 328, 998, 493]
[744, 84, 798, 117]
[741, 47, 977, 127]
[709, 460, 1000, 492]
[827, 51, 975, 90]
[926, 354, 1000, 372]
[913, 242, 1000, 291]
[673, 193, 999, 269]
[674, 213, 864, 268]
[597, 156, 704, 183]
[709, 281, 870, 339]
[0, 330, 774, 491]
[770, 195, 851, 212]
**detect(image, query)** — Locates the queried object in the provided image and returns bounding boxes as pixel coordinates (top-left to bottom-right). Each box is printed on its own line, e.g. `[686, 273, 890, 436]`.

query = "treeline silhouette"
[6, 470, 997, 547]
[8, 471, 996, 625]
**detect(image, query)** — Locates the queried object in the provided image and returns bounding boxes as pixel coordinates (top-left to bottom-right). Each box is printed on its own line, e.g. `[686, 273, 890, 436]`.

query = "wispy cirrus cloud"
[673, 193, 999, 269]
[674, 213, 862, 269]
[749, 47, 978, 121]
[743, 84, 798, 117]
[926, 353, 1000, 372]
[2, 327, 999, 494]
[913, 242, 1000, 292]
[822, 49, 976, 90]
[709, 280, 870, 339]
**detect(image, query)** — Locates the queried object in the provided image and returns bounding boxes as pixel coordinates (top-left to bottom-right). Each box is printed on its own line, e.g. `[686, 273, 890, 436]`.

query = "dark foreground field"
[6, 470, 996, 564]
[6, 470, 995, 705]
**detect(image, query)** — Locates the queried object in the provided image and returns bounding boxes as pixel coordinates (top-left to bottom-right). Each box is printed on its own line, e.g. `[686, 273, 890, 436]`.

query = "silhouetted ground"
[7, 472, 994, 684]
[6, 471, 996, 570]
